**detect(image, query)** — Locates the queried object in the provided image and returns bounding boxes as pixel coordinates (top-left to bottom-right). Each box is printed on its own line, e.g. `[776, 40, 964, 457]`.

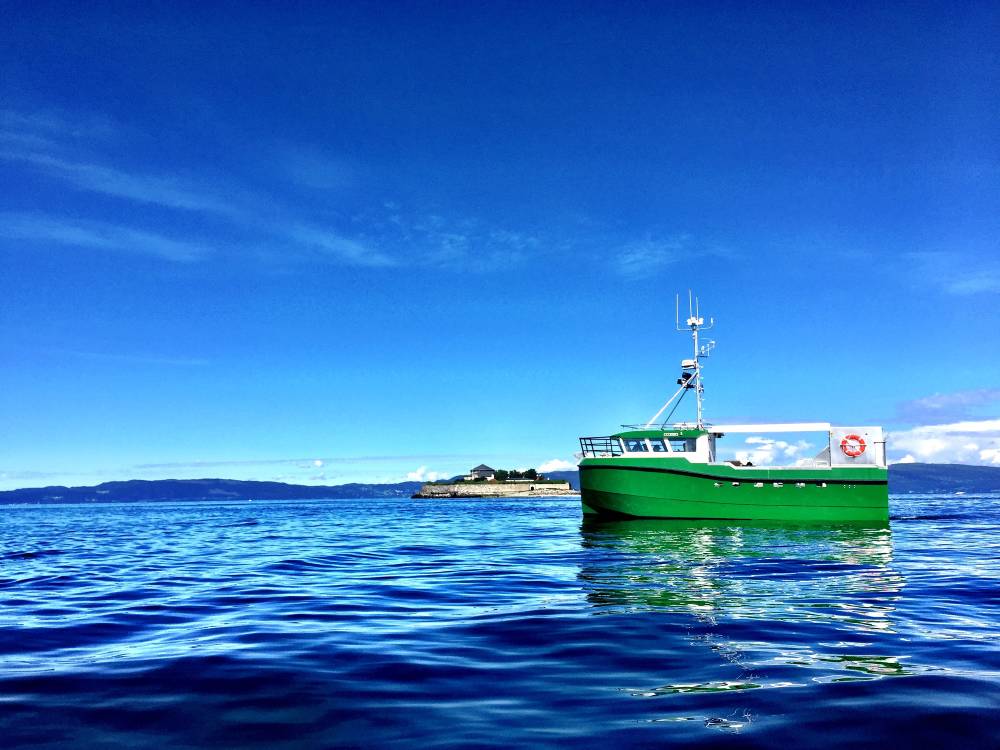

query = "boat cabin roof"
[613, 428, 709, 440]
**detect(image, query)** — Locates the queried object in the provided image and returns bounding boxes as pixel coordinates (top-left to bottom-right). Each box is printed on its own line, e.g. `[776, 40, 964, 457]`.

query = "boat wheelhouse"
[577, 295, 889, 522]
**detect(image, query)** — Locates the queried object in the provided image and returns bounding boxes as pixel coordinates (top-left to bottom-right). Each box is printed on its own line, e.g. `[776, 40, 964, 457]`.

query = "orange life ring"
[840, 434, 866, 457]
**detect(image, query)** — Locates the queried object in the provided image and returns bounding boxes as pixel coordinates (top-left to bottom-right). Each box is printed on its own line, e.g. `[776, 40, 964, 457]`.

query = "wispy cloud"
[55, 349, 211, 367]
[0, 108, 118, 145]
[132, 454, 480, 470]
[289, 225, 396, 267]
[906, 252, 1000, 295]
[945, 273, 1000, 295]
[0, 212, 209, 262]
[896, 389, 1000, 424]
[2, 108, 402, 269]
[0, 129, 61, 151]
[616, 236, 686, 277]
[1, 107, 542, 272]
[1, 108, 406, 268]
[278, 145, 356, 190]
[354, 209, 540, 271]
[614, 234, 734, 277]
[1, 155, 395, 268]
[0, 470, 78, 482]
[6, 152, 243, 218]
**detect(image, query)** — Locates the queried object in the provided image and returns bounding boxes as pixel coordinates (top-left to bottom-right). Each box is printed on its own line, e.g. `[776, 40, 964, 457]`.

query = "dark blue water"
[2, 495, 999, 748]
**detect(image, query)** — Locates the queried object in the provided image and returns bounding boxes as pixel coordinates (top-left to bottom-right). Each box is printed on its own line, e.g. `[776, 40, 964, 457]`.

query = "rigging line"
[643, 380, 688, 427]
[661, 386, 689, 428]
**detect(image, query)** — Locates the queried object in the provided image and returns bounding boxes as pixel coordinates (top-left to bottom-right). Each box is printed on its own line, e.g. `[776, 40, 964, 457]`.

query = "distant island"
[0, 463, 998, 504]
[412, 464, 576, 498]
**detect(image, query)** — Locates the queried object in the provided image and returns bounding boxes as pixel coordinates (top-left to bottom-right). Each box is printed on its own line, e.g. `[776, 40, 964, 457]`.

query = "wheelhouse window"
[667, 438, 696, 452]
[624, 438, 650, 452]
[649, 439, 668, 452]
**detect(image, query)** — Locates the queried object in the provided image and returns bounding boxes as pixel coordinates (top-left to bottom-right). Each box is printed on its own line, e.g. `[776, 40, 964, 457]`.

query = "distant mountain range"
[888, 463, 1000, 494]
[0, 463, 998, 504]
[0, 478, 424, 504]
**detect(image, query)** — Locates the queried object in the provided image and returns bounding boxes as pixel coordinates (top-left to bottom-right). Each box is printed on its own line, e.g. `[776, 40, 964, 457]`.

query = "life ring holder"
[840, 433, 866, 458]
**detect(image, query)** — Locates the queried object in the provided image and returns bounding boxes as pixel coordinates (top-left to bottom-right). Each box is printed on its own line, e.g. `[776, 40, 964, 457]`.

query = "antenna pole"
[691, 301, 703, 428]
[674, 291, 714, 429]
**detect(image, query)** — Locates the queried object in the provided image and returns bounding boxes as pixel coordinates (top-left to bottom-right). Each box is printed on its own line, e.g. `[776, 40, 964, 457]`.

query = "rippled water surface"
[2, 495, 999, 748]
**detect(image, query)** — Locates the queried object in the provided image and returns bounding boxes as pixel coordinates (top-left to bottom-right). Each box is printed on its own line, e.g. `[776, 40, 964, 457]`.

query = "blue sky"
[1, 2, 999, 489]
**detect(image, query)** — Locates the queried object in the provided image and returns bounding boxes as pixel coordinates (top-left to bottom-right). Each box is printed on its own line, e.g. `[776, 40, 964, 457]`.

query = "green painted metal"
[613, 428, 708, 439]
[579, 456, 888, 522]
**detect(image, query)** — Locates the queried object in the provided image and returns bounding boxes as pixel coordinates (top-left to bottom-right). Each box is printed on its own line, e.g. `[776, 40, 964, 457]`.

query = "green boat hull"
[579, 458, 889, 522]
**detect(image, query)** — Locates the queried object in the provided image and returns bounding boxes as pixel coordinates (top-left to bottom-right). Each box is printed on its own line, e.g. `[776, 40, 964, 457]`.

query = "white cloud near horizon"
[537, 458, 576, 473]
[405, 465, 448, 482]
[732, 437, 814, 466]
[888, 418, 1000, 465]
[721, 420, 1000, 466]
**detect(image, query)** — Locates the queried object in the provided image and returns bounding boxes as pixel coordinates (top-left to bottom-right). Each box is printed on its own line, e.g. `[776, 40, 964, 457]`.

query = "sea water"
[1, 494, 998, 748]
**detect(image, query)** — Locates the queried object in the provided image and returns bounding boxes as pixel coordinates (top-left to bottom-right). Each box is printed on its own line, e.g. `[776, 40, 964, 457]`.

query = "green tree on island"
[491, 469, 540, 481]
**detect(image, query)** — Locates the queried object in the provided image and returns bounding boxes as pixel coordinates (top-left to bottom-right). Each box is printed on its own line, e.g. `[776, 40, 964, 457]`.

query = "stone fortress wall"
[414, 481, 575, 498]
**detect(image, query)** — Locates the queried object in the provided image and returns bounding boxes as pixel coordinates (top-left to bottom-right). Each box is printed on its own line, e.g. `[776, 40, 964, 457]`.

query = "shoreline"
[413, 481, 577, 499]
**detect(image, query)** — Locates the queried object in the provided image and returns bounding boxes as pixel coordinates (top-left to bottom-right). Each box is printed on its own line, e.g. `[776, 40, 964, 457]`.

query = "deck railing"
[579, 436, 623, 457]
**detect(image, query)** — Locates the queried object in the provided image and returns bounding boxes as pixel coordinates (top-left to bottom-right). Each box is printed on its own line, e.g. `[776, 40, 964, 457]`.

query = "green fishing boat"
[577, 295, 889, 522]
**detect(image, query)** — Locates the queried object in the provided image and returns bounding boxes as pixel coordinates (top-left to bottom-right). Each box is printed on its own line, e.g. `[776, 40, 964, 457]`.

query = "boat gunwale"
[578, 461, 888, 486]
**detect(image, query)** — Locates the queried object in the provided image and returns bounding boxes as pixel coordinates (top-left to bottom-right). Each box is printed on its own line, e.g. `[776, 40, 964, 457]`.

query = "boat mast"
[676, 292, 714, 428]
[643, 292, 714, 429]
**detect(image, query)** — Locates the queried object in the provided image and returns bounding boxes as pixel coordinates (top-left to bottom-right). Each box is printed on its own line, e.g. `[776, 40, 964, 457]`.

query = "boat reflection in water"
[577, 519, 912, 701]
[579, 518, 899, 631]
